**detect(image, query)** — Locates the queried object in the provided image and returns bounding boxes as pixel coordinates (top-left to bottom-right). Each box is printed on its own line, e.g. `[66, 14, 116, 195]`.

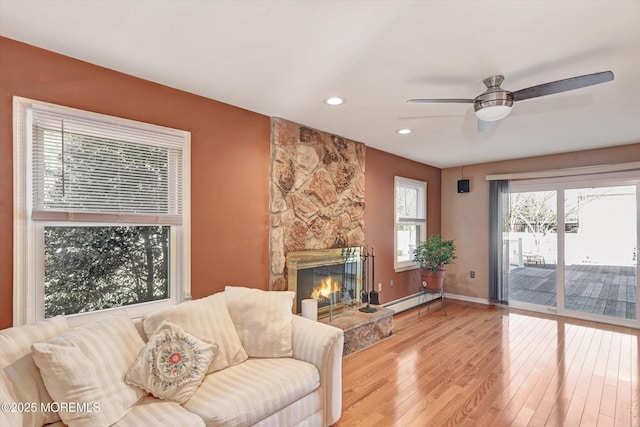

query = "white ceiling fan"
[408, 71, 614, 130]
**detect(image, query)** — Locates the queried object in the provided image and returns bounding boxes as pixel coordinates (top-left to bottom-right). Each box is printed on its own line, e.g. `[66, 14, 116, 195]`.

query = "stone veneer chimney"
[269, 118, 366, 290]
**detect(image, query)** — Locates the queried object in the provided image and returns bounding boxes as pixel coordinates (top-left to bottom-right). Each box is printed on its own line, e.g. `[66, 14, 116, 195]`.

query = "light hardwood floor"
[335, 299, 639, 426]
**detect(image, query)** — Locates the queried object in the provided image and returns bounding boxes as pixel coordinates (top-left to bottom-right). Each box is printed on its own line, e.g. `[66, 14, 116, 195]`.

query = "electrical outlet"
[378, 282, 382, 292]
[470, 271, 475, 279]
[390, 279, 394, 288]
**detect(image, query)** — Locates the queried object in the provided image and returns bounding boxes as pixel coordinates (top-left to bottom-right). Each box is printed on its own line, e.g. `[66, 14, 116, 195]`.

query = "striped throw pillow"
[31, 311, 147, 427]
[143, 293, 247, 373]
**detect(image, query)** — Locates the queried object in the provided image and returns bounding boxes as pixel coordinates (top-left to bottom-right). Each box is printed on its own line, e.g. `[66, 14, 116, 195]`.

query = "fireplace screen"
[287, 247, 362, 316]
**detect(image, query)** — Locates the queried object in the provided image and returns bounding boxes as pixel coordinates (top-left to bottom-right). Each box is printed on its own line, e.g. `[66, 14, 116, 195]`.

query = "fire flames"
[310, 276, 341, 300]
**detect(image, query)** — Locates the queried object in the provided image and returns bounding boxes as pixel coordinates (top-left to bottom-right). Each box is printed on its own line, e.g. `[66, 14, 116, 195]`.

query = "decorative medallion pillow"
[224, 286, 295, 358]
[126, 321, 217, 404]
[142, 293, 247, 373]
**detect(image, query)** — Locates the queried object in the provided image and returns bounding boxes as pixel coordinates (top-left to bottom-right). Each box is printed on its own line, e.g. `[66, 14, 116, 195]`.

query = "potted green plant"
[413, 234, 457, 291]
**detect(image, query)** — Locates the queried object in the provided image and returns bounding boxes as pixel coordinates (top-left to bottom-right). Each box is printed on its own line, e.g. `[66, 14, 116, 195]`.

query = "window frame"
[394, 176, 427, 272]
[13, 97, 191, 327]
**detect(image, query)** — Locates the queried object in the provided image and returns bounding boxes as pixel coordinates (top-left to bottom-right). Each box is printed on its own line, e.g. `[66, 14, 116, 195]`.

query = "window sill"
[42, 298, 181, 328]
[394, 264, 419, 273]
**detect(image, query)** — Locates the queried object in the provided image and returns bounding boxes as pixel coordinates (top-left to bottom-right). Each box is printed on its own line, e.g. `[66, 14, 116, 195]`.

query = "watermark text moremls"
[1, 402, 101, 413]
[41, 402, 101, 413]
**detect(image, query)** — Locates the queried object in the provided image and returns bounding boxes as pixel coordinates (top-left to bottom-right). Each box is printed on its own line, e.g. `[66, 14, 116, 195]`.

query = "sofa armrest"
[291, 315, 344, 426]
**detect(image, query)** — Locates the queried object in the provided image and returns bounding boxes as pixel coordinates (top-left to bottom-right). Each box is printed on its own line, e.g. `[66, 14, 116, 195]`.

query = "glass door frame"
[507, 171, 640, 329]
[506, 182, 560, 316]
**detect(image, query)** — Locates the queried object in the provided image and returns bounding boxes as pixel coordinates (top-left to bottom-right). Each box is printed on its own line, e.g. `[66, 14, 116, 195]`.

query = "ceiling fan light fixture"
[474, 103, 512, 121]
[473, 79, 514, 121]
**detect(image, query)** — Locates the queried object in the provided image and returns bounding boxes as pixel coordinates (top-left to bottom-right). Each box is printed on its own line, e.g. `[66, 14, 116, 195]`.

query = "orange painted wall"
[0, 37, 271, 329]
[364, 148, 441, 303]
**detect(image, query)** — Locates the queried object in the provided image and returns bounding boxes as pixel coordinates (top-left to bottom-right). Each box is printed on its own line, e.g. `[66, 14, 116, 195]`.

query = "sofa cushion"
[225, 286, 295, 358]
[143, 293, 247, 373]
[0, 315, 69, 427]
[252, 389, 322, 427]
[183, 358, 320, 427]
[111, 395, 206, 427]
[31, 311, 147, 427]
[126, 321, 217, 403]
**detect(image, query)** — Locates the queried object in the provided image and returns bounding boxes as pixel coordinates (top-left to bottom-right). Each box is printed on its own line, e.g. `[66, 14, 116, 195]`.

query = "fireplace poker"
[369, 246, 379, 305]
[372, 246, 375, 295]
[360, 246, 368, 304]
[359, 245, 377, 313]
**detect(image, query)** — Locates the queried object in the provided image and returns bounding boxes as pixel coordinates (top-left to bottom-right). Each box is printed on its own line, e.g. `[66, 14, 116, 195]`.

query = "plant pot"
[421, 269, 446, 292]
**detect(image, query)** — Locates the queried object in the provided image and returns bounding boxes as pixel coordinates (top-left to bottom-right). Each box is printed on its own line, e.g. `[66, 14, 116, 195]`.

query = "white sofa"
[0, 288, 344, 427]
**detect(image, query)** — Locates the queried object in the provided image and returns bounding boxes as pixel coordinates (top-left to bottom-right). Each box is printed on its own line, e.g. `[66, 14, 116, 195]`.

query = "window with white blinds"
[394, 176, 427, 271]
[13, 97, 191, 326]
[30, 105, 184, 224]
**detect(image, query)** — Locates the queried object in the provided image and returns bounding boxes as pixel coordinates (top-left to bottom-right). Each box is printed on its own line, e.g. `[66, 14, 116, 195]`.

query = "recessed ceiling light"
[397, 128, 412, 135]
[323, 96, 346, 106]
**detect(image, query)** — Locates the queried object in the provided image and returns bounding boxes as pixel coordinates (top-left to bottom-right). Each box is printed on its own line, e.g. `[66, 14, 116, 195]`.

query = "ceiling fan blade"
[477, 119, 496, 133]
[512, 71, 614, 102]
[407, 98, 474, 104]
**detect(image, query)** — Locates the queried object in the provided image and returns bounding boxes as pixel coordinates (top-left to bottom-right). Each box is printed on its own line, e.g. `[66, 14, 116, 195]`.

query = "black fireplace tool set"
[359, 246, 379, 312]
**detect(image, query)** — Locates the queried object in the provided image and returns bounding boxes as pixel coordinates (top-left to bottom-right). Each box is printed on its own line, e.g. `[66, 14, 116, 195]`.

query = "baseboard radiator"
[382, 292, 489, 314]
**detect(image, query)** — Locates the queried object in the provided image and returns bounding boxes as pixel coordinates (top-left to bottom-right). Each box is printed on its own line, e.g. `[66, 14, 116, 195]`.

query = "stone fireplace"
[269, 118, 366, 291]
[287, 247, 362, 317]
[270, 119, 393, 356]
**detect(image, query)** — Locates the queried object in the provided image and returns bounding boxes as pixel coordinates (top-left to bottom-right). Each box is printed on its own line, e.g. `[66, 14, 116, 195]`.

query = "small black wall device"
[457, 179, 470, 193]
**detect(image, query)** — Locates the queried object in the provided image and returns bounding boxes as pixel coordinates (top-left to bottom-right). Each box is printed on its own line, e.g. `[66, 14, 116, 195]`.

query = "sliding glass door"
[507, 189, 558, 310]
[503, 176, 639, 327]
[563, 185, 637, 320]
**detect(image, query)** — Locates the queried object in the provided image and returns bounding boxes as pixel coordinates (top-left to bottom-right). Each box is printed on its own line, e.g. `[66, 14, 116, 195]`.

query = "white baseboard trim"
[383, 292, 489, 314]
[444, 293, 490, 305]
[382, 292, 438, 314]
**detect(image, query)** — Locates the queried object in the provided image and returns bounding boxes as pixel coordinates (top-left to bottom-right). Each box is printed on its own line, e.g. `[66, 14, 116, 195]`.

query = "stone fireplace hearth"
[287, 246, 394, 356]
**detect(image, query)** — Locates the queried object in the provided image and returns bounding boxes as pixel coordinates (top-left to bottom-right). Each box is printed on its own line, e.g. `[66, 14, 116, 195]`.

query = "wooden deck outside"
[509, 264, 637, 320]
[336, 299, 639, 426]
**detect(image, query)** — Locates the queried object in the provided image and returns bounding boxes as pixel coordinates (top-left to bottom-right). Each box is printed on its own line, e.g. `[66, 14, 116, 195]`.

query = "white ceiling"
[1, 0, 639, 168]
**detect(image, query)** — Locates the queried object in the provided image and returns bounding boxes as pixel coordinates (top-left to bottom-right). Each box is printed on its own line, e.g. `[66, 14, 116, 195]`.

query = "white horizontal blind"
[30, 105, 184, 224]
[396, 177, 426, 223]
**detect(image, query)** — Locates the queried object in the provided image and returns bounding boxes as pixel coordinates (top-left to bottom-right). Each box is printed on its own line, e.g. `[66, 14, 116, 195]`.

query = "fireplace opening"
[287, 247, 362, 317]
[296, 262, 357, 314]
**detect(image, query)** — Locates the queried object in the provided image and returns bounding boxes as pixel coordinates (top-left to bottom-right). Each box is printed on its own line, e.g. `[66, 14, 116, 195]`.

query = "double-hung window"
[13, 97, 191, 326]
[394, 176, 427, 271]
